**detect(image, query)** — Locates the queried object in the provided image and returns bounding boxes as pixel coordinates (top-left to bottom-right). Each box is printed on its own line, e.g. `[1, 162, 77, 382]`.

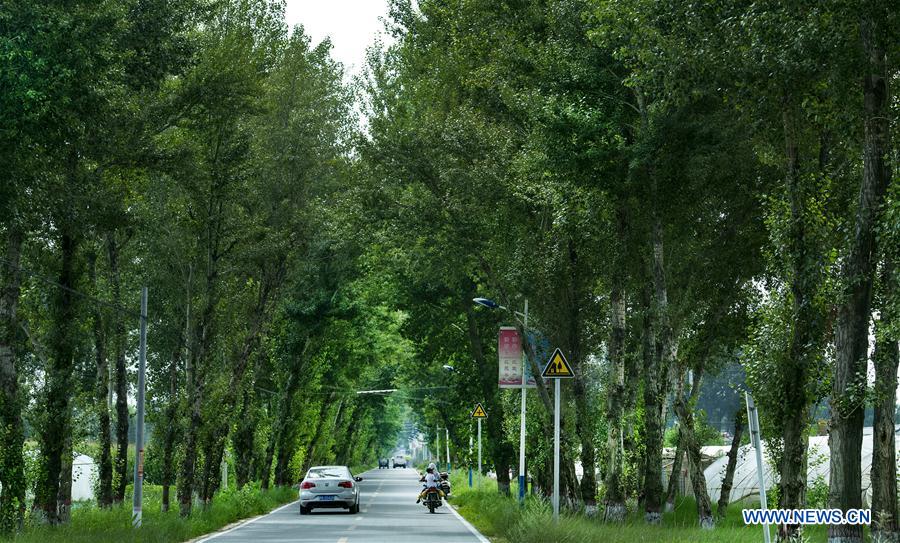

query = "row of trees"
[0, 0, 408, 535]
[360, 1, 898, 542]
[2, 1, 899, 542]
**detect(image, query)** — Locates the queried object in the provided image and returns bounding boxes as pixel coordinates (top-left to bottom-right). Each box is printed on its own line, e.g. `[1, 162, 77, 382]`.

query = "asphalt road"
[196, 467, 489, 543]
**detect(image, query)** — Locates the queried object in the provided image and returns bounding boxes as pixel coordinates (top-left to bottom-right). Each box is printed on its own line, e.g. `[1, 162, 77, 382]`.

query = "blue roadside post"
[468, 435, 473, 487]
[446, 427, 451, 472]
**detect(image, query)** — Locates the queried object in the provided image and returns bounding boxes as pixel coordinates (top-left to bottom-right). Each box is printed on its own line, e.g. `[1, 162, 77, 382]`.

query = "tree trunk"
[828, 13, 891, 543]
[274, 433, 296, 487]
[107, 235, 129, 505]
[678, 409, 715, 530]
[261, 340, 308, 489]
[335, 403, 360, 466]
[56, 431, 72, 524]
[603, 260, 627, 522]
[640, 284, 665, 524]
[273, 381, 313, 487]
[178, 247, 219, 516]
[0, 226, 25, 534]
[198, 277, 275, 502]
[89, 251, 113, 508]
[776, 110, 822, 540]
[561, 239, 598, 512]
[162, 274, 189, 513]
[201, 433, 227, 504]
[233, 388, 256, 489]
[672, 370, 714, 529]
[717, 408, 745, 518]
[652, 210, 683, 510]
[177, 347, 205, 517]
[160, 396, 178, 511]
[871, 275, 898, 541]
[650, 193, 679, 519]
[160, 344, 181, 512]
[35, 228, 78, 524]
[665, 427, 684, 511]
[260, 415, 277, 490]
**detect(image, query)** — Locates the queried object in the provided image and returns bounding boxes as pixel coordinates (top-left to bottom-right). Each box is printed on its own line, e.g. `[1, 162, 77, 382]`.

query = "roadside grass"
[448, 472, 838, 542]
[349, 463, 376, 476]
[1, 483, 296, 543]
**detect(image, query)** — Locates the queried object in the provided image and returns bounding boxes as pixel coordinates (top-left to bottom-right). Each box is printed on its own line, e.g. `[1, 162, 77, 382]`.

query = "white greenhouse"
[705, 427, 900, 507]
[71, 453, 98, 501]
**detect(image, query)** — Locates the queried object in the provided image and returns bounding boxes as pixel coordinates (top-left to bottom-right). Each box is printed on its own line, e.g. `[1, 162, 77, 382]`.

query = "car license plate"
[318, 495, 335, 501]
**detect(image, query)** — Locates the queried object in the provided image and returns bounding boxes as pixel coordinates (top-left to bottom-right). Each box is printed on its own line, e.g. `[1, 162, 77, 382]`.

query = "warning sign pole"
[471, 403, 487, 487]
[477, 418, 482, 485]
[553, 378, 560, 522]
[541, 348, 572, 523]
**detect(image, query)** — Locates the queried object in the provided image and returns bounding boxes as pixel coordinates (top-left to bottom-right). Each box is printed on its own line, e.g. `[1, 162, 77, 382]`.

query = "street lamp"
[472, 297, 501, 309]
[473, 296, 529, 504]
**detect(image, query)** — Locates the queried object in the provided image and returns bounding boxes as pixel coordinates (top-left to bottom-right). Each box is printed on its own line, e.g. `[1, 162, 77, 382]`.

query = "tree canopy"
[0, 1, 898, 542]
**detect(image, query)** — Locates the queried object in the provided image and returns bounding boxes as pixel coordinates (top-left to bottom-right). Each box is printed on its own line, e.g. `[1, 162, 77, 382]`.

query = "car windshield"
[306, 468, 349, 479]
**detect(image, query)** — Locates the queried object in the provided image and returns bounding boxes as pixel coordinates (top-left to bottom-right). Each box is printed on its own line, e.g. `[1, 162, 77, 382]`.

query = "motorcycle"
[422, 487, 443, 513]
[419, 472, 447, 513]
[439, 472, 451, 497]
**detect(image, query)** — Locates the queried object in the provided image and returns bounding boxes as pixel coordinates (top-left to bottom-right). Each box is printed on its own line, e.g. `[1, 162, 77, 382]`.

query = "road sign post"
[471, 403, 487, 487]
[468, 434, 472, 488]
[553, 378, 560, 520]
[541, 348, 574, 523]
[477, 419, 481, 484]
[132, 287, 148, 528]
[745, 393, 771, 543]
[445, 427, 450, 472]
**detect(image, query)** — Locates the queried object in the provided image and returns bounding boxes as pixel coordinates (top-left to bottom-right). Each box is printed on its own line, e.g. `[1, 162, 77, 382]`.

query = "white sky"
[284, 0, 393, 78]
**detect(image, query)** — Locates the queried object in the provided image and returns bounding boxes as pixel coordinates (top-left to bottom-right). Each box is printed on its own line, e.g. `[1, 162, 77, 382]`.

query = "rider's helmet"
[427, 462, 436, 473]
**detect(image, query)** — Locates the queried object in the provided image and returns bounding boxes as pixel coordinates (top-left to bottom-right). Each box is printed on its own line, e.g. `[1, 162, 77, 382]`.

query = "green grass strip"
[447, 472, 835, 542]
[1, 483, 296, 543]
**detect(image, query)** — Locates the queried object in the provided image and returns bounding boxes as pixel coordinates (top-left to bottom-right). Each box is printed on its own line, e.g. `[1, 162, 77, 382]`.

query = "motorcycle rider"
[416, 463, 445, 503]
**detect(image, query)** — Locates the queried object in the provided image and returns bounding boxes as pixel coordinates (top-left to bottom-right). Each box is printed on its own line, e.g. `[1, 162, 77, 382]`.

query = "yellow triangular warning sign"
[542, 348, 574, 378]
[471, 403, 488, 419]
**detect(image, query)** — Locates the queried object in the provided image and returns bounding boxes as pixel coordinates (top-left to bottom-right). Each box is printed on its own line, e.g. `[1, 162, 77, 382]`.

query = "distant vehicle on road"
[378, 458, 389, 469]
[392, 455, 407, 468]
[299, 465, 363, 515]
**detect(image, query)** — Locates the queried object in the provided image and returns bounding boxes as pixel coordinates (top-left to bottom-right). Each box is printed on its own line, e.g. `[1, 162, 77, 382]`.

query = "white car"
[299, 465, 363, 514]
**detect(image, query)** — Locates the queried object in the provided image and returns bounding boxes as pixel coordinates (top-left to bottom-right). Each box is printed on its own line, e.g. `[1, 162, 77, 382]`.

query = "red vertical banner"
[498, 326, 523, 388]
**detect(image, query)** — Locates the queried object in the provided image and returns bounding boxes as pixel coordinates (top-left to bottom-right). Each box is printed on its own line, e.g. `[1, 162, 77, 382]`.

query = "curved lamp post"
[473, 296, 529, 504]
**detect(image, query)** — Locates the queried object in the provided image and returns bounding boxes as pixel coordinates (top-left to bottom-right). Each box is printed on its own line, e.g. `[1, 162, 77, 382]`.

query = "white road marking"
[337, 538, 348, 543]
[448, 503, 491, 543]
[194, 500, 299, 542]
